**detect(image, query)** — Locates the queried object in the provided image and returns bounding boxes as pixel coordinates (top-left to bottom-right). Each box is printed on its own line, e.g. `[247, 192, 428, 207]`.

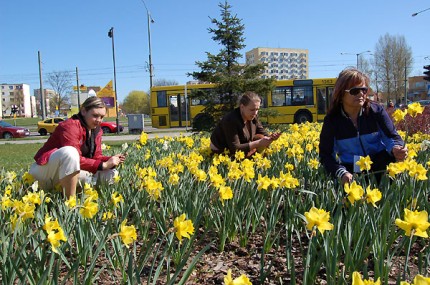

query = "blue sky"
[1, 0, 429, 103]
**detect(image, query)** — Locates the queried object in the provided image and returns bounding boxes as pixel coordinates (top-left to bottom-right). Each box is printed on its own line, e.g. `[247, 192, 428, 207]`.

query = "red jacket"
[34, 116, 110, 173]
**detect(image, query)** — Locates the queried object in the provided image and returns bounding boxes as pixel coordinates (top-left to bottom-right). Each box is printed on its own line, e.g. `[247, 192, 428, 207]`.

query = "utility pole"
[404, 58, 408, 106]
[76, 67, 81, 110]
[38, 51, 46, 119]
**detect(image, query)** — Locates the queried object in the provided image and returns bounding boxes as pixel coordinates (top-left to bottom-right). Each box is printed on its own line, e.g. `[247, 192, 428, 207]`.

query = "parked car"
[100, 121, 124, 134]
[0, 121, 30, 139]
[37, 117, 66, 136]
[415, 100, 430, 106]
[37, 117, 123, 135]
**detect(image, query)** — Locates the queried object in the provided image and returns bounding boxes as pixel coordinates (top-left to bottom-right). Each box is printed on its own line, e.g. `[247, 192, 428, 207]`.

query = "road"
[0, 127, 193, 145]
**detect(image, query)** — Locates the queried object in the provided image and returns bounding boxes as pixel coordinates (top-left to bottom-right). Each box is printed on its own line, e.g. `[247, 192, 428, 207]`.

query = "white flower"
[420, 140, 430, 151]
[31, 181, 39, 192]
[101, 143, 107, 150]
[122, 143, 129, 151]
[162, 141, 169, 150]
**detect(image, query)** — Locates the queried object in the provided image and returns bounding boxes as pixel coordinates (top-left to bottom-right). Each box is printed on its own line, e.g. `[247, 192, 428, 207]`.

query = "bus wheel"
[294, 111, 312, 124]
[192, 113, 213, 131]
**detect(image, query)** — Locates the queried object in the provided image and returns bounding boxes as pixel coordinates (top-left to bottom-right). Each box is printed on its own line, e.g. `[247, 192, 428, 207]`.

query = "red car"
[0, 121, 31, 139]
[100, 121, 124, 134]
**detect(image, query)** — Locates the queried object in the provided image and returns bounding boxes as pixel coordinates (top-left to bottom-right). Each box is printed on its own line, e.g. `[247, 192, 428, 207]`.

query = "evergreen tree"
[189, 1, 274, 131]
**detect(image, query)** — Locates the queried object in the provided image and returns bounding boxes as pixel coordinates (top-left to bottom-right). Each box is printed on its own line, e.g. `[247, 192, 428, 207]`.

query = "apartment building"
[1, 83, 32, 118]
[245, 47, 309, 80]
[34, 88, 57, 116]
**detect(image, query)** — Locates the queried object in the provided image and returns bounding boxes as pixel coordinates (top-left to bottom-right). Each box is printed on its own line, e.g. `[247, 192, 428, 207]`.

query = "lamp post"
[108, 27, 120, 134]
[341, 50, 371, 70]
[412, 7, 430, 16]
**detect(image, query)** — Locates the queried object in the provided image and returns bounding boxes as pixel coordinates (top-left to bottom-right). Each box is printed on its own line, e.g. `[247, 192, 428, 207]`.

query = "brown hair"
[329, 67, 370, 115]
[80, 96, 107, 112]
[239, 91, 261, 106]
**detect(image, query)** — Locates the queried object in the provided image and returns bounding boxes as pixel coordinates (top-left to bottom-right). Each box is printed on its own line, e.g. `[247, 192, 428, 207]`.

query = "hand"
[270, 132, 281, 141]
[103, 154, 126, 169]
[392, 145, 407, 161]
[341, 172, 353, 186]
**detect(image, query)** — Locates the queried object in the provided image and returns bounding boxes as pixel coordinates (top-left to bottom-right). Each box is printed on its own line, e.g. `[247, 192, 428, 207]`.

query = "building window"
[9, 86, 13, 90]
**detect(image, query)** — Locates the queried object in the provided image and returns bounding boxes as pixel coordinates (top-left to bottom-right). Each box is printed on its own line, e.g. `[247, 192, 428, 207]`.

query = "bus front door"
[169, 94, 190, 127]
[316, 87, 334, 121]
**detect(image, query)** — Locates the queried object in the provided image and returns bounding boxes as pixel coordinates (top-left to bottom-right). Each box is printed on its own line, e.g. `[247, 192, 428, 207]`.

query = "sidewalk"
[0, 127, 193, 145]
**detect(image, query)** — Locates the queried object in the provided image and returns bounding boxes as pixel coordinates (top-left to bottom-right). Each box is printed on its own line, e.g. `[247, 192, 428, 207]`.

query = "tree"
[373, 33, 413, 106]
[153, 78, 179, 87]
[189, 1, 273, 131]
[122, 90, 150, 115]
[46, 70, 73, 115]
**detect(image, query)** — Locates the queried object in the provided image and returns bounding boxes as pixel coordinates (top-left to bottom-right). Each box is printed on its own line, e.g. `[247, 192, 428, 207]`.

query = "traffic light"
[424, 65, 430, 82]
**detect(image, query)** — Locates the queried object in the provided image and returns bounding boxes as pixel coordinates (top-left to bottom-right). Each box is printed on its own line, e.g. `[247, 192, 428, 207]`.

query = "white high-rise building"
[245, 47, 309, 80]
[1, 83, 32, 118]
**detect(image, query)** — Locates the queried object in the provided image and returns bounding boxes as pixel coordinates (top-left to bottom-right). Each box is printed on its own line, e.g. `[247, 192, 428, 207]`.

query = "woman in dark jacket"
[210, 91, 280, 157]
[30, 96, 126, 197]
[319, 68, 407, 185]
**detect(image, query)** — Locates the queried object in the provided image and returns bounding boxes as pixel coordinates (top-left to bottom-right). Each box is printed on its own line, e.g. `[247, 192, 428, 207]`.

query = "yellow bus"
[150, 78, 336, 128]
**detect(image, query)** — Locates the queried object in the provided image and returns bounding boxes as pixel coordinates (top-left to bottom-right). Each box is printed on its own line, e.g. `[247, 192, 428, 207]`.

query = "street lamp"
[412, 7, 430, 16]
[108, 27, 120, 134]
[341, 50, 371, 70]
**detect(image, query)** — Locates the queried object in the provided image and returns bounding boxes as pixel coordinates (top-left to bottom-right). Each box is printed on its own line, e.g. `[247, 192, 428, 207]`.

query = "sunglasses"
[345, 87, 368, 96]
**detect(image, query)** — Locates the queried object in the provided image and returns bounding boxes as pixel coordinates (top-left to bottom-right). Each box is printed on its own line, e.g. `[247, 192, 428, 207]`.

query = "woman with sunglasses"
[319, 67, 407, 185]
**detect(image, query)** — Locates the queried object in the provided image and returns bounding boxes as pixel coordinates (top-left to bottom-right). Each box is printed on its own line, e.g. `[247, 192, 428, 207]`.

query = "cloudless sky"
[1, 0, 429, 102]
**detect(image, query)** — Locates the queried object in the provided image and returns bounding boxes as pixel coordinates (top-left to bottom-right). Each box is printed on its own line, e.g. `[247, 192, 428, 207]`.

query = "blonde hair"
[80, 96, 107, 112]
[239, 91, 261, 106]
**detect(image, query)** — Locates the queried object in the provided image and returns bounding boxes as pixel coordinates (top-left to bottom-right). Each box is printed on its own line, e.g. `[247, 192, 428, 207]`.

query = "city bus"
[150, 78, 336, 128]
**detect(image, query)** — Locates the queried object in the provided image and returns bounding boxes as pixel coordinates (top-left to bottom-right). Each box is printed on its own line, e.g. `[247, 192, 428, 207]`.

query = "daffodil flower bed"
[1, 119, 430, 284]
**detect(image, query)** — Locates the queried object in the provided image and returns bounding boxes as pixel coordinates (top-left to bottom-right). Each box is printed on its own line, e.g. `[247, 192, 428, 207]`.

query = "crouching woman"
[29, 96, 126, 198]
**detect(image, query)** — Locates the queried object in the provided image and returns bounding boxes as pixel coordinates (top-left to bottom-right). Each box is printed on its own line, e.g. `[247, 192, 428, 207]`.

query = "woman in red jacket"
[29, 96, 126, 198]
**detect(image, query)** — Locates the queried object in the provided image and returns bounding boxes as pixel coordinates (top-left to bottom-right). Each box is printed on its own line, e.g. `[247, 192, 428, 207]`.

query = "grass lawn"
[0, 143, 43, 172]
[0, 141, 135, 172]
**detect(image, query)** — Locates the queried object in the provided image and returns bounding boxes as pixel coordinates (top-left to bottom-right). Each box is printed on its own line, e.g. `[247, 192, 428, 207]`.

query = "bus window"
[272, 87, 292, 106]
[292, 86, 313, 105]
[157, 90, 167, 107]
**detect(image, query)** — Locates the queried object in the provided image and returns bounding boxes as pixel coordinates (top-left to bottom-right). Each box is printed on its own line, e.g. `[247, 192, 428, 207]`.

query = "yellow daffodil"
[392, 108, 407, 123]
[304, 207, 334, 234]
[118, 219, 137, 248]
[174, 213, 194, 242]
[400, 274, 430, 284]
[79, 197, 99, 219]
[224, 269, 252, 285]
[65, 195, 77, 209]
[22, 171, 35, 185]
[344, 181, 364, 205]
[366, 186, 382, 208]
[352, 271, 381, 285]
[408, 163, 428, 180]
[395, 209, 430, 238]
[102, 211, 115, 221]
[113, 173, 121, 183]
[219, 185, 233, 205]
[234, 150, 245, 161]
[111, 192, 123, 207]
[279, 171, 299, 189]
[43, 216, 67, 253]
[356, 155, 373, 171]
[140, 132, 148, 145]
[169, 173, 180, 185]
[256, 174, 272, 191]
[407, 102, 424, 117]
[307, 158, 319, 170]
